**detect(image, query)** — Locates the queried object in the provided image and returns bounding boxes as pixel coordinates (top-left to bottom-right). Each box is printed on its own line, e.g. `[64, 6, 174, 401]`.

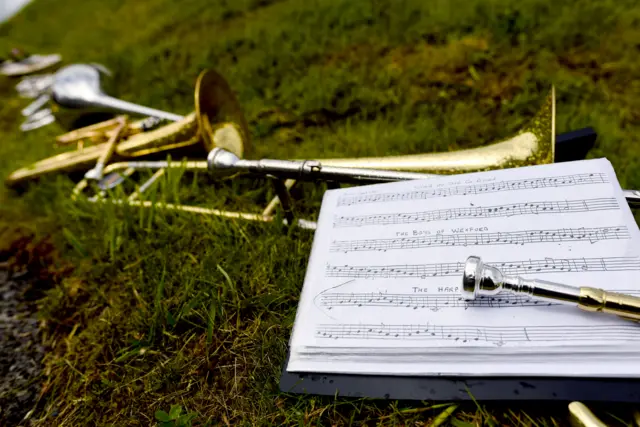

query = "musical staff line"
[316, 290, 640, 311]
[325, 256, 640, 279]
[333, 198, 620, 228]
[337, 173, 608, 206]
[315, 323, 640, 344]
[329, 226, 630, 253]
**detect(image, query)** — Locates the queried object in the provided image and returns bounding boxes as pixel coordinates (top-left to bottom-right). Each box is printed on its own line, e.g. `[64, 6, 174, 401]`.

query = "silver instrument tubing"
[207, 148, 640, 209]
[207, 147, 436, 183]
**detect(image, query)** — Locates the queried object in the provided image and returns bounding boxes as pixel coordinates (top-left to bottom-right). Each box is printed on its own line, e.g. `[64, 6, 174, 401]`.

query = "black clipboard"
[279, 353, 640, 402]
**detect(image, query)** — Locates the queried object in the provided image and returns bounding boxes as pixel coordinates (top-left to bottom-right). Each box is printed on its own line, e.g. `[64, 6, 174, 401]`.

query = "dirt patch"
[0, 231, 67, 425]
[0, 268, 45, 425]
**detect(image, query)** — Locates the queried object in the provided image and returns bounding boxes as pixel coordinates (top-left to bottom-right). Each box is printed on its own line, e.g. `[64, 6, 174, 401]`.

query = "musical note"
[317, 289, 640, 312]
[329, 226, 630, 253]
[315, 323, 640, 344]
[337, 173, 609, 207]
[325, 257, 640, 279]
[333, 198, 620, 228]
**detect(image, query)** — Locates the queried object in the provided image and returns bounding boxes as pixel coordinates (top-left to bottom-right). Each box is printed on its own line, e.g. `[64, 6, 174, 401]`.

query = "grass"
[1, 0, 640, 424]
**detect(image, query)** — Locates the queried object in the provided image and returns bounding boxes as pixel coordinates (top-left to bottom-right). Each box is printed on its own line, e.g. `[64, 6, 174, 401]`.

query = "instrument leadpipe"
[206, 147, 640, 209]
[461, 256, 640, 321]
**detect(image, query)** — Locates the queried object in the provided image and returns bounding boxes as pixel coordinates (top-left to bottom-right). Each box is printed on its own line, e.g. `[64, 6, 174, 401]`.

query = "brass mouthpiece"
[462, 256, 640, 321]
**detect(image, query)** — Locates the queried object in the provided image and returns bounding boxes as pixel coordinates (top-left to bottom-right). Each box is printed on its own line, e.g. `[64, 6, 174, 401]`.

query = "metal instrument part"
[206, 147, 640, 209]
[21, 93, 51, 117]
[61, 84, 559, 221]
[70, 160, 317, 230]
[461, 255, 640, 321]
[258, 88, 596, 214]
[84, 116, 128, 181]
[55, 116, 142, 146]
[50, 64, 183, 122]
[19, 108, 55, 131]
[0, 53, 61, 77]
[317, 87, 555, 174]
[15, 73, 54, 98]
[207, 147, 436, 182]
[568, 402, 608, 427]
[5, 69, 251, 187]
[82, 146, 640, 233]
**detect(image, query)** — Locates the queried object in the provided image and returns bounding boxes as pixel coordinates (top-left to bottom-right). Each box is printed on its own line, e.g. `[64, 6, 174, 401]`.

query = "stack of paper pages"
[287, 158, 640, 377]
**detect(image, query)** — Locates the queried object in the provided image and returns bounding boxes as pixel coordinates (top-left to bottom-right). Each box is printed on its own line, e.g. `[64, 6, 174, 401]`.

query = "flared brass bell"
[5, 69, 251, 187]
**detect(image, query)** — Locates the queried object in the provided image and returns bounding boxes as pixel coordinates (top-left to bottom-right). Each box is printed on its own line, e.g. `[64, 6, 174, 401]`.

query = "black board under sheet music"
[279, 353, 640, 402]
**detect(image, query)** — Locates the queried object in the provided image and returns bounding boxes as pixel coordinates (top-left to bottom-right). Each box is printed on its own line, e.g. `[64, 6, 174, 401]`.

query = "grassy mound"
[1, 0, 640, 424]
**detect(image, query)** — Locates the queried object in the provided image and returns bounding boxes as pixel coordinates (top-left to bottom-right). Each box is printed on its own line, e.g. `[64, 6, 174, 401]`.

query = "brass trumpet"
[8, 70, 601, 228]
[67, 83, 561, 222]
[5, 69, 252, 187]
[70, 77, 637, 228]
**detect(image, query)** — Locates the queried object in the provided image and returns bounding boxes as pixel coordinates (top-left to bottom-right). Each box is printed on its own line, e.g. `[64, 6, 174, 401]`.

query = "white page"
[287, 158, 640, 376]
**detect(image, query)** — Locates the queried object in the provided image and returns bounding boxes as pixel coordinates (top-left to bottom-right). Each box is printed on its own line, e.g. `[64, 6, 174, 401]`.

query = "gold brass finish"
[5, 69, 250, 187]
[8, 69, 560, 231]
[263, 87, 555, 214]
[568, 402, 608, 427]
[55, 116, 137, 146]
[84, 116, 128, 181]
[579, 287, 640, 321]
[319, 87, 555, 173]
[67, 83, 557, 226]
[196, 68, 252, 158]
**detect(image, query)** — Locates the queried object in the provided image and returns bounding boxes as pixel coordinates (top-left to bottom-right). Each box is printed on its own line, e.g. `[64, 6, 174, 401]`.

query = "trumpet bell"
[196, 68, 252, 158]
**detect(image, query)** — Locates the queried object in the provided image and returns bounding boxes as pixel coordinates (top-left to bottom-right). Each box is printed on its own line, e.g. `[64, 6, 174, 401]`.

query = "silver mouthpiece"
[461, 256, 505, 300]
[461, 255, 640, 322]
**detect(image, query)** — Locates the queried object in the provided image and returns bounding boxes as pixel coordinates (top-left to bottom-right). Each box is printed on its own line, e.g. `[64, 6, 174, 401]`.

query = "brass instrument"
[9, 72, 615, 229]
[568, 402, 609, 427]
[68, 81, 640, 229]
[18, 63, 184, 132]
[265, 86, 555, 215]
[60, 83, 557, 221]
[5, 69, 252, 187]
[50, 64, 184, 123]
[321, 87, 555, 173]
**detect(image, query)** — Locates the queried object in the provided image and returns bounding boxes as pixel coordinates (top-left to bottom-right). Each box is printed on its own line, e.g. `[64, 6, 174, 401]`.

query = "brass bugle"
[5, 69, 252, 188]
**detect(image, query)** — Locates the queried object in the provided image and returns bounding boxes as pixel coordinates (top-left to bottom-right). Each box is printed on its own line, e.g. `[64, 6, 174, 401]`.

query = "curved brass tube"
[5, 69, 250, 188]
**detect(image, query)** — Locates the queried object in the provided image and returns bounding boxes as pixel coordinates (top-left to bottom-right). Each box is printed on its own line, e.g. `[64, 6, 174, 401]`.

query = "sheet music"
[287, 158, 640, 377]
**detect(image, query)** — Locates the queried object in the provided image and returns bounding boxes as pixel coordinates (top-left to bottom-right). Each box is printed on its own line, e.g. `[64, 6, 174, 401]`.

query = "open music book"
[287, 158, 640, 378]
